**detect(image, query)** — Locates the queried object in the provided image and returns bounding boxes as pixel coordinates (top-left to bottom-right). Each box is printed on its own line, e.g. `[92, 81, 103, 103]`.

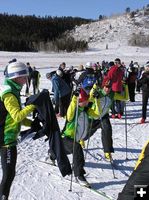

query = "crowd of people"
[0, 59, 149, 199]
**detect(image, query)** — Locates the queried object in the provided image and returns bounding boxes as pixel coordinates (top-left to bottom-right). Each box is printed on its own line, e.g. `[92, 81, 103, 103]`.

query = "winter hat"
[144, 63, 149, 71]
[56, 69, 63, 77]
[79, 88, 89, 102]
[78, 64, 84, 71]
[69, 65, 73, 71]
[108, 61, 114, 67]
[46, 73, 52, 79]
[102, 76, 111, 88]
[85, 62, 92, 69]
[8, 58, 17, 64]
[7, 61, 29, 79]
[92, 63, 98, 68]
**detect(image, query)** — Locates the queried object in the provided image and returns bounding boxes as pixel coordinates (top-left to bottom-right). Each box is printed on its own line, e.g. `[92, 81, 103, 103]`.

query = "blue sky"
[0, 0, 149, 19]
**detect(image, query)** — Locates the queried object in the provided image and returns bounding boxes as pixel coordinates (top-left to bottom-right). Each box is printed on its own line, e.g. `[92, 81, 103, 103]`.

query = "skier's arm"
[66, 95, 78, 121]
[3, 93, 35, 125]
[87, 98, 101, 119]
[89, 83, 98, 102]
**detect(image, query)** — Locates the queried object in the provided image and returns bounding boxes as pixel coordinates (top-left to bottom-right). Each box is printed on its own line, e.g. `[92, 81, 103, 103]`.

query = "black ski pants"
[62, 137, 86, 177]
[142, 91, 149, 119]
[91, 114, 114, 153]
[25, 77, 32, 94]
[32, 79, 39, 95]
[0, 146, 17, 199]
[128, 82, 136, 102]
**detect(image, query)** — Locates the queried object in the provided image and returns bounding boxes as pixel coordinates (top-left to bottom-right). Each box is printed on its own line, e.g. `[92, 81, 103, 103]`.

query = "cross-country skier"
[60, 88, 99, 187]
[89, 76, 129, 160]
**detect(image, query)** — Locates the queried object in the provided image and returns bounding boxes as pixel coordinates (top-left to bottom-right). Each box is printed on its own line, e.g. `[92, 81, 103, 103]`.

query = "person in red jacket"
[107, 58, 125, 119]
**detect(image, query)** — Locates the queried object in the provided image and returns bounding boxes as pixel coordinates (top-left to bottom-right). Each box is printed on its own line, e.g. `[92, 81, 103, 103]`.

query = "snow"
[0, 48, 149, 200]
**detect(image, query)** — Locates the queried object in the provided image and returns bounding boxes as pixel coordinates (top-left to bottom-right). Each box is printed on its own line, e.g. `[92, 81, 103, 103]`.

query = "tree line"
[0, 13, 92, 52]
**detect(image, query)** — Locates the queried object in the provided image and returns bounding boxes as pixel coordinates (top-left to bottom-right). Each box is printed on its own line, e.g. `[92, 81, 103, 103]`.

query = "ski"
[87, 187, 113, 200]
[66, 177, 113, 200]
[37, 159, 113, 199]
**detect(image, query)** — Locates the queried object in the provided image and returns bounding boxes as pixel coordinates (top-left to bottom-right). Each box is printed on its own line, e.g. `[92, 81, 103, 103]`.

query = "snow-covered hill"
[68, 8, 149, 50]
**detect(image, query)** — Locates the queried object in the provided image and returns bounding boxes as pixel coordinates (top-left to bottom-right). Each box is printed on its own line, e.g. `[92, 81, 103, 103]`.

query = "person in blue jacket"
[51, 69, 71, 117]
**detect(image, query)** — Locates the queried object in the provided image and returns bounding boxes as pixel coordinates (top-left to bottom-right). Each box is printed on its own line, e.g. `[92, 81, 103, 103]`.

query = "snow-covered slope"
[68, 9, 149, 50]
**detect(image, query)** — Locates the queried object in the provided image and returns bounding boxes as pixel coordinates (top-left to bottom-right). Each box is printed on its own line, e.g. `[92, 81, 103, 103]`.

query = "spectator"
[137, 63, 149, 123]
[31, 67, 41, 94]
[25, 62, 33, 96]
[107, 58, 125, 119]
[51, 70, 71, 117]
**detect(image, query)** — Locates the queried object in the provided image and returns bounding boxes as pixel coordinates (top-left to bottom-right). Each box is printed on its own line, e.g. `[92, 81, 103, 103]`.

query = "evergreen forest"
[0, 13, 92, 52]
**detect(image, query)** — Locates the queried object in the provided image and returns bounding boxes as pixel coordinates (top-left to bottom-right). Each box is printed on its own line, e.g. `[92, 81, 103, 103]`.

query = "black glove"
[24, 97, 29, 106]
[93, 90, 100, 98]
[32, 130, 45, 140]
[73, 88, 81, 97]
[31, 117, 42, 132]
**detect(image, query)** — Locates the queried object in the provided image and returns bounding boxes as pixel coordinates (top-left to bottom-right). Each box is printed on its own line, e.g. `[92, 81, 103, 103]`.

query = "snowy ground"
[0, 49, 149, 200]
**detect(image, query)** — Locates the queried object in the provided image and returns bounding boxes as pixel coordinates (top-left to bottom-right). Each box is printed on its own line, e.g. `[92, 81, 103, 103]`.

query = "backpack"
[82, 74, 96, 91]
[0, 100, 8, 146]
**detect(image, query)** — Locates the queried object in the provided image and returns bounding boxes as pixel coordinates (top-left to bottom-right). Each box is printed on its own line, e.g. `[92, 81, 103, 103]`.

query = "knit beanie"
[7, 61, 29, 79]
[79, 88, 89, 102]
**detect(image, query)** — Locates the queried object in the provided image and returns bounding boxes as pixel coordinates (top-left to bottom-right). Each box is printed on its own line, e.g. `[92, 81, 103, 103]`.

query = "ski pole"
[84, 119, 93, 161]
[109, 157, 117, 179]
[69, 96, 79, 192]
[124, 101, 128, 160]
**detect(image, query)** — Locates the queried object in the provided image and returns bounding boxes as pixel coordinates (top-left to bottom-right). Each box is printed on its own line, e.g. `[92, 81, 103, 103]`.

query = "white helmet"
[85, 62, 92, 69]
[56, 69, 63, 77]
[7, 61, 29, 79]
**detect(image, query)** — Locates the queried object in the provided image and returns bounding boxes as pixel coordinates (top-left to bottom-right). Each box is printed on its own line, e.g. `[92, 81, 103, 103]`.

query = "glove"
[24, 97, 29, 106]
[31, 117, 42, 132]
[32, 130, 45, 140]
[73, 88, 81, 97]
[93, 90, 100, 98]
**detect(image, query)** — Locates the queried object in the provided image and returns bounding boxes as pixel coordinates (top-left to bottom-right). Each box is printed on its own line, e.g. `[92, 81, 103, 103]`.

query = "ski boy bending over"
[61, 88, 99, 187]
[89, 77, 129, 160]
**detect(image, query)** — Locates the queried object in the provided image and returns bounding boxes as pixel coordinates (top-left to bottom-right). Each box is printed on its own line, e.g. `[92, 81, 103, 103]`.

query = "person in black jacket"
[25, 62, 33, 96]
[127, 64, 138, 102]
[58, 62, 73, 90]
[137, 63, 149, 123]
[31, 67, 41, 94]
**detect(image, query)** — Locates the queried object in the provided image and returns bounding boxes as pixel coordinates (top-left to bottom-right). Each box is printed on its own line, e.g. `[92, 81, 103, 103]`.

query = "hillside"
[68, 8, 149, 50]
